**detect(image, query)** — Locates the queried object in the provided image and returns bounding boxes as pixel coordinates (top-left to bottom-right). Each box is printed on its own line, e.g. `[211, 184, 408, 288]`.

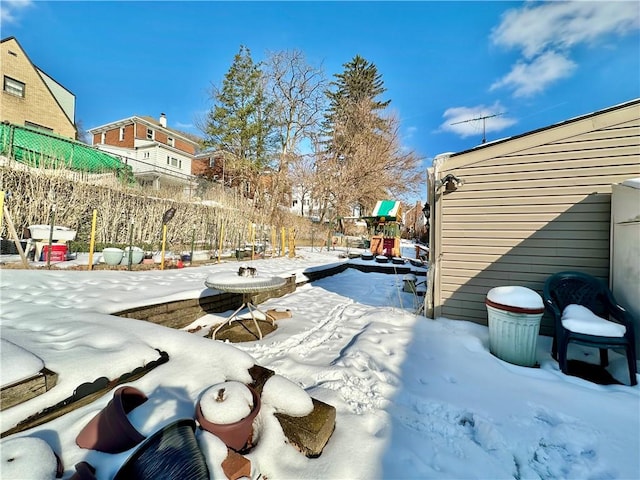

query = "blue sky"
[2, 1, 639, 172]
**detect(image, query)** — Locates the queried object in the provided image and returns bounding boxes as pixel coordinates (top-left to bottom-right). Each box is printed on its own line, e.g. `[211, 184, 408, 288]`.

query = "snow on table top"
[487, 285, 543, 309]
[1, 338, 45, 388]
[205, 271, 286, 293]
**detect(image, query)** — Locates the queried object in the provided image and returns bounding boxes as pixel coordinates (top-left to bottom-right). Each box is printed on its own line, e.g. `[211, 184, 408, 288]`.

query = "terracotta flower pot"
[76, 386, 147, 453]
[196, 383, 261, 451]
[114, 419, 209, 480]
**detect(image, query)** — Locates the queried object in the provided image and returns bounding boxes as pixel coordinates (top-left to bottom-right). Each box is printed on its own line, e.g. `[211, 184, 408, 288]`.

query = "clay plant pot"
[102, 247, 124, 266]
[76, 386, 147, 453]
[113, 419, 209, 480]
[195, 383, 261, 451]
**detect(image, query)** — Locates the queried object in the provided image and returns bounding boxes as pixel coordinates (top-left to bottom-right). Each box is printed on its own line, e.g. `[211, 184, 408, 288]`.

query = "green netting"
[0, 123, 131, 176]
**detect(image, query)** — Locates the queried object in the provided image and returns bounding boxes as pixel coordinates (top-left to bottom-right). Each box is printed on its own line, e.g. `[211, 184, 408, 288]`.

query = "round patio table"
[205, 272, 286, 340]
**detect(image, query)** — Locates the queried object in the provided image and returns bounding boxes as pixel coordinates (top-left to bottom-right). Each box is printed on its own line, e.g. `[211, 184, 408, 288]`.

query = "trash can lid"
[486, 286, 544, 314]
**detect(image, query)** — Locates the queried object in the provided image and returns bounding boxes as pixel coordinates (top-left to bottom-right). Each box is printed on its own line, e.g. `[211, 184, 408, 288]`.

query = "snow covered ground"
[1, 244, 638, 479]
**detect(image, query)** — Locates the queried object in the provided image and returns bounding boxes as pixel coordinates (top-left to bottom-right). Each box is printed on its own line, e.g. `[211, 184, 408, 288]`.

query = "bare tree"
[318, 98, 423, 219]
[289, 151, 319, 217]
[75, 119, 91, 144]
[264, 49, 327, 219]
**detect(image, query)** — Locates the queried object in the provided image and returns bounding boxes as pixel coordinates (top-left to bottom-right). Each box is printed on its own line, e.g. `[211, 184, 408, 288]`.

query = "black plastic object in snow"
[114, 419, 209, 480]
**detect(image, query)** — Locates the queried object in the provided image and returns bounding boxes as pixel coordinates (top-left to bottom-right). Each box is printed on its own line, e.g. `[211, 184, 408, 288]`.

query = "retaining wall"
[115, 263, 425, 328]
[116, 275, 297, 329]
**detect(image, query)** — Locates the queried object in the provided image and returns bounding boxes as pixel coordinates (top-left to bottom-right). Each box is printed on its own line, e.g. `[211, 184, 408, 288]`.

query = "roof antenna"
[451, 112, 504, 144]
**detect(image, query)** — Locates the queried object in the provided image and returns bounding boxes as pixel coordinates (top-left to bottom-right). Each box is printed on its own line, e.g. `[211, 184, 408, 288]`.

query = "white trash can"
[486, 286, 545, 367]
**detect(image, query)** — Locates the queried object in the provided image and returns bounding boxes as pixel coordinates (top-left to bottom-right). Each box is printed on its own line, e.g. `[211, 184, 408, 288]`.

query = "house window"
[166, 156, 180, 168]
[3, 76, 25, 97]
[147, 128, 154, 140]
[143, 151, 150, 159]
[167, 137, 174, 147]
[119, 127, 125, 141]
[209, 158, 216, 168]
[101, 132, 106, 143]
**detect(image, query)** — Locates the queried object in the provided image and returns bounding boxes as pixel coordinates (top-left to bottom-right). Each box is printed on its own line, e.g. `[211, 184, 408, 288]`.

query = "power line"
[451, 112, 504, 144]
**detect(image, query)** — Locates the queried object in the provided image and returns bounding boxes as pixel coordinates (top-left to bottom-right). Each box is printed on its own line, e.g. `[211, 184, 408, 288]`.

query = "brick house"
[402, 201, 427, 241]
[193, 151, 292, 207]
[192, 150, 226, 183]
[89, 113, 199, 190]
[0, 36, 77, 139]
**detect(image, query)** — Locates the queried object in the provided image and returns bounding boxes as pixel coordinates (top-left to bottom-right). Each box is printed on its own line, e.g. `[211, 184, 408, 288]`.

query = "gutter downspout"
[426, 153, 451, 319]
[425, 166, 435, 318]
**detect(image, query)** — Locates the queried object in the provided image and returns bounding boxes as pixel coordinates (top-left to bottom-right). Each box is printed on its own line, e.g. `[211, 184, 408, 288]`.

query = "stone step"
[275, 397, 336, 458]
[250, 364, 336, 458]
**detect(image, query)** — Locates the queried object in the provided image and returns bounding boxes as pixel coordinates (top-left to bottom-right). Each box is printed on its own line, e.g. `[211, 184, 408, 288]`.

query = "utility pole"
[451, 112, 504, 144]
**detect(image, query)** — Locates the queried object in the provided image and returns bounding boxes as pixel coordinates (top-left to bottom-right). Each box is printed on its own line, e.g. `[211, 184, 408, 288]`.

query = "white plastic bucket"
[486, 286, 544, 367]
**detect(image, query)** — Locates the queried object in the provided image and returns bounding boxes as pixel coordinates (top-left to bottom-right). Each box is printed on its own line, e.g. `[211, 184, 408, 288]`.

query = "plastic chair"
[543, 271, 637, 386]
[402, 274, 426, 315]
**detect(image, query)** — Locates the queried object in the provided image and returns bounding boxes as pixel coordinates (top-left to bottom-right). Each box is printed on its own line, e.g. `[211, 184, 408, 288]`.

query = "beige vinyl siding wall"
[432, 101, 640, 333]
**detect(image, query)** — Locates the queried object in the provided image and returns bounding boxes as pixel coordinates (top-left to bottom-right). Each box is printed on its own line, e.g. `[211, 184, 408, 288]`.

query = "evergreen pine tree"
[204, 46, 275, 172]
[323, 54, 390, 153]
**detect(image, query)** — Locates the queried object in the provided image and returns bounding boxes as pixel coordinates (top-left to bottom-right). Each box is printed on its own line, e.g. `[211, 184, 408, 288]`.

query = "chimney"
[159, 113, 167, 128]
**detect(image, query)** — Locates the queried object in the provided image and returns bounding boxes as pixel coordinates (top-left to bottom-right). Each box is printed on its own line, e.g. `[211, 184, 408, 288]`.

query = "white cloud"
[440, 102, 517, 139]
[0, 0, 32, 24]
[490, 1, 640, 97]
[490, 51, 576, 98]
[174, 122, 194, 130]
[492, 2, 639, 59]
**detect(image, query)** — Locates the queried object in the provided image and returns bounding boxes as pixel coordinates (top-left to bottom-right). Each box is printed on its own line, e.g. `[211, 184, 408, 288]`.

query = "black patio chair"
[543, 271, 637, 386]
